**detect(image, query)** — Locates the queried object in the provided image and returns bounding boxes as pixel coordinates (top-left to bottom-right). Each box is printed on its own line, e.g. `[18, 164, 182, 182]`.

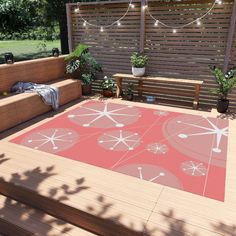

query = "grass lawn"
[0, 40, 61, 64]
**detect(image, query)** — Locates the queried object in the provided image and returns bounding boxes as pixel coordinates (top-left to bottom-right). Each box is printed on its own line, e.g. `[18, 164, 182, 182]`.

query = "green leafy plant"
[66, 59, 80, 74]
[125, 82, 134, 95]
[100, 76, 116, 91]
[65, 44, 102, 84]
[65, 44, 89, 62]
[209, 65, 236, 100]
[131, 52, 148, 68]
[81, 74, 93, 85]
[79, 52, 102, 79]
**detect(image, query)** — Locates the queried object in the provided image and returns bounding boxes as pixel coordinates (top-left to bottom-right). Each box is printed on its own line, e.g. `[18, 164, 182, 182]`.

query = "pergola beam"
[66, 4, 73, 53]
[67, 0, 141, 6]
[223, 0, 236, 73]
[139, 0, 146, 53]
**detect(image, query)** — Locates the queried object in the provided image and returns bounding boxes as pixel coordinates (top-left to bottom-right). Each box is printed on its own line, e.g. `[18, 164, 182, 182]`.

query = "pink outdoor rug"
[11, 100, 229, 201]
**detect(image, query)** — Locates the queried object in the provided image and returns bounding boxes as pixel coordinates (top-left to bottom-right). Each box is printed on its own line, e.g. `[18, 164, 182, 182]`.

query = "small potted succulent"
[209, 65, 236, 113]
[65, 44, 102, 95]
[131, 52, 148, 77]
[101, 76, 116, 97]
[125, 82, 134, 101]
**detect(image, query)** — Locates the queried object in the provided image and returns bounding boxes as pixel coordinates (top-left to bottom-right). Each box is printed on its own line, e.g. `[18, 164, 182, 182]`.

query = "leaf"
[66, 59, 80, 74]
[65, 44, 89, 61]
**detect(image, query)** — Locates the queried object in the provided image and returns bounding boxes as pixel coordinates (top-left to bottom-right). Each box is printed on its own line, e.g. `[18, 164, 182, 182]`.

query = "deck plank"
[0, 141, 162, 235]
[0, 195, 97, 236]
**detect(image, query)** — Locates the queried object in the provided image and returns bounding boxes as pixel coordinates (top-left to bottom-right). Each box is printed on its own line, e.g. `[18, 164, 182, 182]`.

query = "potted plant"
[125, 82, 134, 101]
[101, 76, 116, 97]
[65, 44, 102, 95]
[130, 52, 148, 77]
[81, 74, 93, 94]
[209, 65, 236, 113]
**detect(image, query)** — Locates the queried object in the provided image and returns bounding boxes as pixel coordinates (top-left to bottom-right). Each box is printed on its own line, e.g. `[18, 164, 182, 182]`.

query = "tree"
[0, 0, 44, 33]
[44, 0, 97, 54]
[44, 0, 75, 54]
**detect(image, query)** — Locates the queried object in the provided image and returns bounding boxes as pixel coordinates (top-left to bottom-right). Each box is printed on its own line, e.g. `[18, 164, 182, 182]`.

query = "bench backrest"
[0, 56, 66, 92]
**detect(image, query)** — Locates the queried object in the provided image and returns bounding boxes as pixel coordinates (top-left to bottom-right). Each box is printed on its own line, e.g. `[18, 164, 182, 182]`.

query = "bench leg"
[193, 84, 201, 109]
[116, 78, 123, 98]
[138, 80, 143, 99]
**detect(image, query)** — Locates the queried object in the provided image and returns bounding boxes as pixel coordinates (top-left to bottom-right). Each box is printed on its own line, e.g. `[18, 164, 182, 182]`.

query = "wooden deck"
[1, 98, 236, 236]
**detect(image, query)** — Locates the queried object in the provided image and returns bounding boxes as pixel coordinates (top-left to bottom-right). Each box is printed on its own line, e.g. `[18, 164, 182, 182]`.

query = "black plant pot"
[217, 99, 229, 113]
[126, 94, 133, 101]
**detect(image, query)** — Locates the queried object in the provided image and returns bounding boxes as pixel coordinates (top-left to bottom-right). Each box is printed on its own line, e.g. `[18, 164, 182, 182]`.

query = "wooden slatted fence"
[67, 0, 236, 110]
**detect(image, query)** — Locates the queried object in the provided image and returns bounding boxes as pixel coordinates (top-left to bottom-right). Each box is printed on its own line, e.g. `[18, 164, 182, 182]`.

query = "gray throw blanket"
[11, 82, 59, 110]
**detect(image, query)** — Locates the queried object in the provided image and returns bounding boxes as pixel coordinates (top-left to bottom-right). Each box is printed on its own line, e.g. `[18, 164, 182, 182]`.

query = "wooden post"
[66, 4, 73, 53]
[139, 0, 146, 53]
[223, 0, 236, 73]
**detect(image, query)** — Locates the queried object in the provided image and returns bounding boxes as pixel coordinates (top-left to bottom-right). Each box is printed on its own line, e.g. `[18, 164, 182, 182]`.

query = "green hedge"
[0, 26, 60, 41]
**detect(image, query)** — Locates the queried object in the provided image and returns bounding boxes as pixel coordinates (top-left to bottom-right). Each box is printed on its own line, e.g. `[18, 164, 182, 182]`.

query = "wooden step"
[0, 141, 161, 236]
[0, 195, 97, 236]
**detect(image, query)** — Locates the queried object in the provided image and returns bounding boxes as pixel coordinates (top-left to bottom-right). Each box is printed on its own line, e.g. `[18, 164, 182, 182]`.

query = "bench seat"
[0, 78, 81, 132]
[113, 73, 204, 109]
[0, 56, 82, 132]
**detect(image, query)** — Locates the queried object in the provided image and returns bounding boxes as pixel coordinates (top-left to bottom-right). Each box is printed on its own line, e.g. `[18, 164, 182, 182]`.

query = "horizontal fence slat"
[68, 0, 236, 110]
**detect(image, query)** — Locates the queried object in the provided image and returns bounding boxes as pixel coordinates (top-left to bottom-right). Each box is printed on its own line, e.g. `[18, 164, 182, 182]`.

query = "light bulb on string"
[74, 7, 79, 13]
[173, 29, 177, 33]
[196, 19, 201, 26]
[100, 27, 104, 32]
[129, 3, 135, 8]
[83, 21, 87, 27]
[216, 0, 222, 4]
[142, 5, 147, 10]
[154, 20, 159, 27]
[117, 21, 121, 26]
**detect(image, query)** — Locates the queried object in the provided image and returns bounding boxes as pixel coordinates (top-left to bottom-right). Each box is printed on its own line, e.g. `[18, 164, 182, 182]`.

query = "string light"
[74, 0, 134, 32]
[73, 0, 222, 33]
[129, 3, 135, 8]
[154, 20, 159, 27]
[142, 5, 148, 10]
[74, 7, 79, 13]
[146, 0, 222, 32]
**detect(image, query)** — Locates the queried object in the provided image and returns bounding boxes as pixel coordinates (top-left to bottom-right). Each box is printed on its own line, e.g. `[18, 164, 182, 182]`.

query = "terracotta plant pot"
[82, 84, 92, 95]
[217, 99, 229, 113]
[102, 89, 113, 98]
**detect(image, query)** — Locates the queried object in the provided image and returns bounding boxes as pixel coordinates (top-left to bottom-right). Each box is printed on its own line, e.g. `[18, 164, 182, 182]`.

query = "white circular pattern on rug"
[181, 161, 207, 176]
[115, 164, 182, 189]
[163, 114, 229, 167]
[154, 110, 169, 117]
[146, 143, 168, 155]
[68, 101, 141, 128]
[21, 128, 79, 153]
[98, 130, 141, 151]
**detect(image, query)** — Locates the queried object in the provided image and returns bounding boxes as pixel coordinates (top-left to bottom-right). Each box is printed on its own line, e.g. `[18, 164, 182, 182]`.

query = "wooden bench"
[113, 73, 204, 109]
[0, 56, 82, 132]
